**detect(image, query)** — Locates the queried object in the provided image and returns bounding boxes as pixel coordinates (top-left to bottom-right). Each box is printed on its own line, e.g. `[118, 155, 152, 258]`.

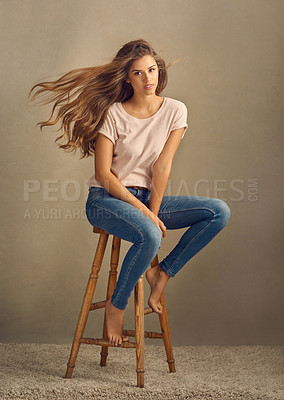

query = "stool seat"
[65, 225, 175, 388]
[93, 226, 109, 235]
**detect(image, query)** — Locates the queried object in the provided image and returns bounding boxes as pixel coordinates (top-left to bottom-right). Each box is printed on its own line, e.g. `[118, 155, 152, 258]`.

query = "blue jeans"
[85, 187, 231, 310]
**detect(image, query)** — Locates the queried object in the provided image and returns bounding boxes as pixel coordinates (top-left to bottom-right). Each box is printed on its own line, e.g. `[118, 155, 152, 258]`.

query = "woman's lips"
[144, 84, 154, 90]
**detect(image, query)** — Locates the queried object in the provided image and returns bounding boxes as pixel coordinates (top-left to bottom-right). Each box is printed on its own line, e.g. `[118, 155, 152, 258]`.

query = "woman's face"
[126, 55, 159, 96]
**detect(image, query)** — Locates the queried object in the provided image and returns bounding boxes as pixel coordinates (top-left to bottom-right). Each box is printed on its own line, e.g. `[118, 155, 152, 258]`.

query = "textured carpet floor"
[0, 343, 283, 399]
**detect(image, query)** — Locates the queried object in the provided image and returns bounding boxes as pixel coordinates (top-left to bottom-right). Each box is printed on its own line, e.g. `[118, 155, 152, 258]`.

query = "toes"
[149, 301, 158, 314]
[150, 302, 163, 315]
[152, 305, 159, 314]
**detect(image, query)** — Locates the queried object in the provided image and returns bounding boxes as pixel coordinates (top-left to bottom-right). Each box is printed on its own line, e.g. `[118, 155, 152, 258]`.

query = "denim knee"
[138, 224, 162, 255]
[214, 199, 231, 228]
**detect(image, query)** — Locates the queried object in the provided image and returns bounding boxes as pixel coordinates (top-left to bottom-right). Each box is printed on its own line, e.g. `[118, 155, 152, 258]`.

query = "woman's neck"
[123, 94, 164, 116]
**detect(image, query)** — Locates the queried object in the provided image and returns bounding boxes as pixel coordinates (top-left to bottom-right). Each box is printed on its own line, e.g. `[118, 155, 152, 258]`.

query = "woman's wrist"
[139, 203, 151, 215]
[149, 207, 159, 215]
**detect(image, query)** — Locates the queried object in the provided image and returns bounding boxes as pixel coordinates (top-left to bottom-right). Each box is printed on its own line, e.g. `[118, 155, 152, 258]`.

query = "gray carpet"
[0, 343, 283, 399]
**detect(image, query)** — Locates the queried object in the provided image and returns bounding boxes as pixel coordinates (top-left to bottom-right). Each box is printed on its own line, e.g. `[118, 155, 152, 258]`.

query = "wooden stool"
[65, 226, 176, 388]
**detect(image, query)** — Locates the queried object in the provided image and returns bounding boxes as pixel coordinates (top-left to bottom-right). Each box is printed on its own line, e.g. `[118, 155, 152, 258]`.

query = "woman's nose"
[143, 72, 151, 82]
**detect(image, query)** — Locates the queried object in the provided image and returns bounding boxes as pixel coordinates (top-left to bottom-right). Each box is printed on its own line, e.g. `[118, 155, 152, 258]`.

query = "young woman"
[30, 39, 231, 348]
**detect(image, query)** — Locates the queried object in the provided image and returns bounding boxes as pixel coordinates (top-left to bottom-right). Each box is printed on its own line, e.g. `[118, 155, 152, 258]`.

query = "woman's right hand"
[142, 208, 167, 238]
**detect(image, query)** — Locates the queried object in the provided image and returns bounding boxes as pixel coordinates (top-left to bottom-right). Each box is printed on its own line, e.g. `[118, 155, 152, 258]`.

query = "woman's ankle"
[107, 298, 125, 313]
[158, 267, 171, 282]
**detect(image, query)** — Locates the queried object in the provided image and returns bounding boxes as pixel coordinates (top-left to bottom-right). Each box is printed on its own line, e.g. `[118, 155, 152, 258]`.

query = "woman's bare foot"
[105, 299, 129, 346]
[146, 264, 171, 314]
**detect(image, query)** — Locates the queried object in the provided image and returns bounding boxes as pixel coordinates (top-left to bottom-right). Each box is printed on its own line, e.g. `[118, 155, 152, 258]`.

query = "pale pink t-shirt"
[87, 96, 188, 189]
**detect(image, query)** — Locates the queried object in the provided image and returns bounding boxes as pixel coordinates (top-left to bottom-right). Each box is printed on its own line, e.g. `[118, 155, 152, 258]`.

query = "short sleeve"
[97, 109, 118, 145]
[171, 102, 188, 139]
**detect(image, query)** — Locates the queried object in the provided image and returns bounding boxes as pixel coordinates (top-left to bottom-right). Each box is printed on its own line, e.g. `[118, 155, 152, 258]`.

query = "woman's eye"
[134, 68, 155, 76]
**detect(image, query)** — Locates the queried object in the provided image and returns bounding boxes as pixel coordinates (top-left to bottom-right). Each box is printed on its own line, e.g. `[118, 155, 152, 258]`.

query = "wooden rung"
[123, 330, 163, 339]
[90, 300, 107, 310]
[90, 303, 153, 314]
[80, 337, 136, 348]
[146, 331, 163, 339]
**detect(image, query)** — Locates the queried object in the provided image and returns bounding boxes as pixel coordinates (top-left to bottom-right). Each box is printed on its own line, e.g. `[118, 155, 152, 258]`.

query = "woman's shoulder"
[164, 96, 187, 111]
[167, 97, 186, 107]
[103, 102, 121, 123]
[108, 101, 120, 112]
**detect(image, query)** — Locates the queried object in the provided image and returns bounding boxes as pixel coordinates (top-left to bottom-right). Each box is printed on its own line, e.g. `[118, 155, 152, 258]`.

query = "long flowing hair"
[29, 39, 178, 159]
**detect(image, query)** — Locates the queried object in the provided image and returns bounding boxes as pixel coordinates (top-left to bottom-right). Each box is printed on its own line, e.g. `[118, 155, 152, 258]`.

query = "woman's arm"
[149, 166, 171, 215]
[95, 133, 148, 213]
[95, 133, 167, 236]
[149, 127, 186, 215]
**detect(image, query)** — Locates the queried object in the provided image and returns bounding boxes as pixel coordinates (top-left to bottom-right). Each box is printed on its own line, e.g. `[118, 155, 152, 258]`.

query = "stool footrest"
[80, 337, 136, 348]
[123, 330, 163, 339]
[90, 300, 107, 311]
[90, 303, 154, 314]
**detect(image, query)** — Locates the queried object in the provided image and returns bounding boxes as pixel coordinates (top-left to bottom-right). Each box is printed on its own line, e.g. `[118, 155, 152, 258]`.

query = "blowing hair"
[29, 39, 180, 159]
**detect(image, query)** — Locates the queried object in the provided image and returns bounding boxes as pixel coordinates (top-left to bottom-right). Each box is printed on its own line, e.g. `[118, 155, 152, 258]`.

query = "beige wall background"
[0, 0, 283, 346]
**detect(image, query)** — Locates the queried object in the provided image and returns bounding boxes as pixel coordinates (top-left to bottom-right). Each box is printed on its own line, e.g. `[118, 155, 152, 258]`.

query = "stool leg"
[134, 275, 145, 388]
[100, 236, 121, 367]
[159, 292, 176, 372]
[65, 233, 109, 378]
[151, 255, 176, 373]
